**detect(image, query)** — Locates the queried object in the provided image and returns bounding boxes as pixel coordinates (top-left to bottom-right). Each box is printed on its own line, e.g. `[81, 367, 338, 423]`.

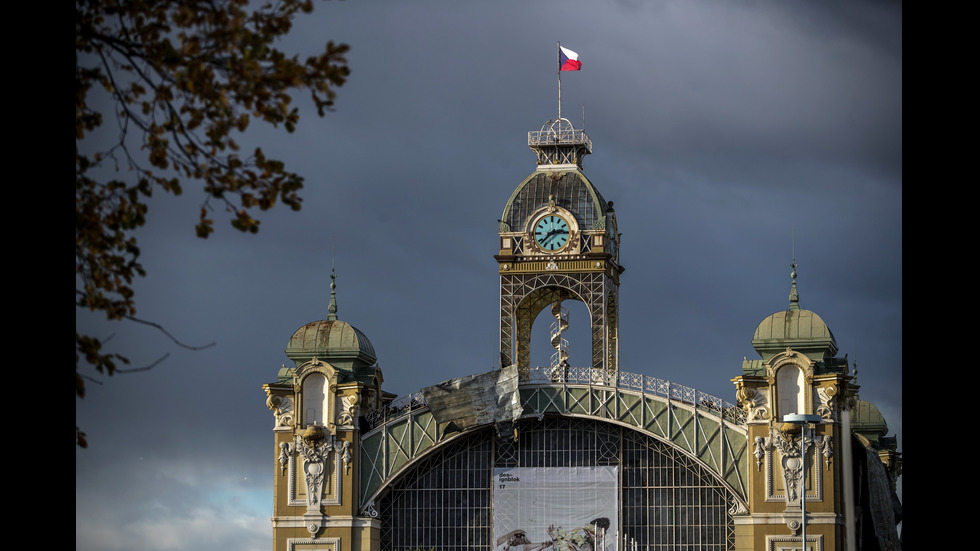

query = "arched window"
[302, 373, 328, 426]
[776, 365, 805, 420]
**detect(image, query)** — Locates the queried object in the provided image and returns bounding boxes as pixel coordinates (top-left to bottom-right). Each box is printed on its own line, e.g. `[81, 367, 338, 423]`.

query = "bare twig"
[116, 353, 170, 373]
[79, 373, 105, 386]
[123, 315, 216, 351]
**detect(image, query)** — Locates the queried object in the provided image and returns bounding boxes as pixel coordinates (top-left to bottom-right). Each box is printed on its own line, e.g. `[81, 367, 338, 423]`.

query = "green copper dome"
[851, 399, 889, 441]
[752, 309, 838, 358]
[285, 319, 377, 369]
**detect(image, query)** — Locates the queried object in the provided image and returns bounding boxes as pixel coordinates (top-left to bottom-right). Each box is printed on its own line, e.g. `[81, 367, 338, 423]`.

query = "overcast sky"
[76, 2, 902, 549]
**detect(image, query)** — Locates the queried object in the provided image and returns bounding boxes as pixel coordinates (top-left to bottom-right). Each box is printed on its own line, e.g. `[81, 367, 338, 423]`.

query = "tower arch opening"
[529, 295, 592, 369]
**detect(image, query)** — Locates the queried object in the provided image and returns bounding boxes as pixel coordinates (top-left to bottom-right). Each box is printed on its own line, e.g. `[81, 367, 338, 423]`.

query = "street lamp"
[783, 413, 822, 551]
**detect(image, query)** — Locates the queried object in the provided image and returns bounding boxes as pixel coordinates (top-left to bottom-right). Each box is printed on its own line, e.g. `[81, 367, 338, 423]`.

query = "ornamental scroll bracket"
[816, 385, 838, 421]
[337, 394, 358, 428]
[363, 500, 379, 518]
[266, 393, 294, 429]
[737, 386, 769, 422]
[729, 497, 748, 516]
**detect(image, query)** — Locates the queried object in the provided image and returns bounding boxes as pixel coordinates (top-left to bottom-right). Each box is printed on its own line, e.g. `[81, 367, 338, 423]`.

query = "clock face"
[534, 215, 571, 251]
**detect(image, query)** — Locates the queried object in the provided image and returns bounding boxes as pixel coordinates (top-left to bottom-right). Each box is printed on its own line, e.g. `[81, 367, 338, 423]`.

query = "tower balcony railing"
[363, 366, 746, 429]
[528, 128, 592, 152]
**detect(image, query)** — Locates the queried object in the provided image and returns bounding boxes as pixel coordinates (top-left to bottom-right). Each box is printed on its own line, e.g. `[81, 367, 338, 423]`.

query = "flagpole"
[557, 40, 562, 121]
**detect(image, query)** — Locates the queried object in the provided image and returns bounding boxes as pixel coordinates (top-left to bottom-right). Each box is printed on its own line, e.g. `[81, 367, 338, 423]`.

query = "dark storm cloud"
[77, 2, 901, 549]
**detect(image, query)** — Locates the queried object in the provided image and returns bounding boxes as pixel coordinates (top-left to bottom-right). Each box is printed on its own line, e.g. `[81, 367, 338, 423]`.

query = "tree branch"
[115, 353, 171, 373]
[123, 315, 216, 351]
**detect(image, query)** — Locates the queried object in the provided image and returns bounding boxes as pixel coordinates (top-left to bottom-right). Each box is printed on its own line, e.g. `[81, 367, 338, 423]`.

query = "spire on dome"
[852, 356, 859, 390]
[327, 266, 338, 321]
[788, 258, 800, 311]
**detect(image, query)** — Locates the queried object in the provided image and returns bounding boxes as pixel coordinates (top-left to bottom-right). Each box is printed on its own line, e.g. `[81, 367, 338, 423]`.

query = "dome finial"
[788, 232, 800, 310]
[852, 337, 859, 388]
[327, 262, 338, 321]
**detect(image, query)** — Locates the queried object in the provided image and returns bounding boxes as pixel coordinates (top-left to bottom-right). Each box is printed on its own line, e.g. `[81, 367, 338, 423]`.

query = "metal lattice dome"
[500, 170, 609, 233]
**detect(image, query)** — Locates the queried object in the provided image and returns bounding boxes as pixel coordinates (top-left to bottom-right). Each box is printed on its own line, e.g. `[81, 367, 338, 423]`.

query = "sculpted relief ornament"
[816, 385, 837, 421]
[278, 442, 293, 475]
[819, 434, 833, 470]
[298, 431, 333, 508]
[737, 386, 769, 421]
[286, 428, 354, 511]
[771, 427, 806, 504]
[338, 394, 358, 427]
[753, 435, 770, 471]
[769, 426, 834, 507]
[266, 393, 294, 428]
[336, 440, 352, 475]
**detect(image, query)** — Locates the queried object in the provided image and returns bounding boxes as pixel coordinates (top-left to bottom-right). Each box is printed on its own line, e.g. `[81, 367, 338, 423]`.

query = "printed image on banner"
[493, 466, 618, 551]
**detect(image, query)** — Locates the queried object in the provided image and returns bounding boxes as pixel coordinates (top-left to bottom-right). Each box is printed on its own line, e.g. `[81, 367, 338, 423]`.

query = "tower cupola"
[750, 259, 838, 362]
[496, 117, 622, 377]
[284, 268, 377, 373]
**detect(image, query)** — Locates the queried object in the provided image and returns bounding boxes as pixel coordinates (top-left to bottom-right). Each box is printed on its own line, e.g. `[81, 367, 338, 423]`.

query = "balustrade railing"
[527, 128, 592, 150]
[362, 367, 746, 430]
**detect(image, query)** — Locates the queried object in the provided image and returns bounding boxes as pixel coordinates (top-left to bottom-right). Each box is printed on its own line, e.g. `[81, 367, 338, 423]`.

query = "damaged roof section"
[421, 365, 523, 432]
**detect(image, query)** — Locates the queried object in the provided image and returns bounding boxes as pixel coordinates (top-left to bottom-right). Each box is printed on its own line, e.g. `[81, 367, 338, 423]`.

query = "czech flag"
[559, 46, 582, 71]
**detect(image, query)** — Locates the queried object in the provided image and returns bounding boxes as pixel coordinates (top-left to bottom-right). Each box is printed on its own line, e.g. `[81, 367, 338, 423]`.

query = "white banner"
[493, 466, 618, 551]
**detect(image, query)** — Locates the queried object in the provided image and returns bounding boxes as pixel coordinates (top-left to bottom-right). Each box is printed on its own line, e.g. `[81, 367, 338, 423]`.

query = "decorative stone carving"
[738, 387, 769, 421]
[816, 386, 837, 421]
[266, 394, 294, 428]
[338, 395, 358, 427]
[334, 440, 352, 475]
[298, 430, 332, 508]
[278, 442, 293, 475]
[772, 427, 809, 505]
[361, 387, 379, 417]
[753, 435, 769, 471]
[818, 435, 833, 470]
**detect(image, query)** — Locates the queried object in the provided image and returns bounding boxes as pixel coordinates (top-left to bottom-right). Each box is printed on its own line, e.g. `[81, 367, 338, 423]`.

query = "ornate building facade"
[263, 118, 901, 551]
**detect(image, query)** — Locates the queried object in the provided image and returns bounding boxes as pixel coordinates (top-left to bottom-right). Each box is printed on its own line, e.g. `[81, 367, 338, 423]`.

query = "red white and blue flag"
[559, 46, 582, 71]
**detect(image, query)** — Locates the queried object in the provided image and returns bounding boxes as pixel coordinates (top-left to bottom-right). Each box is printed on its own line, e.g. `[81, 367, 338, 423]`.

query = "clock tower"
[496, 117, 624, 379]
